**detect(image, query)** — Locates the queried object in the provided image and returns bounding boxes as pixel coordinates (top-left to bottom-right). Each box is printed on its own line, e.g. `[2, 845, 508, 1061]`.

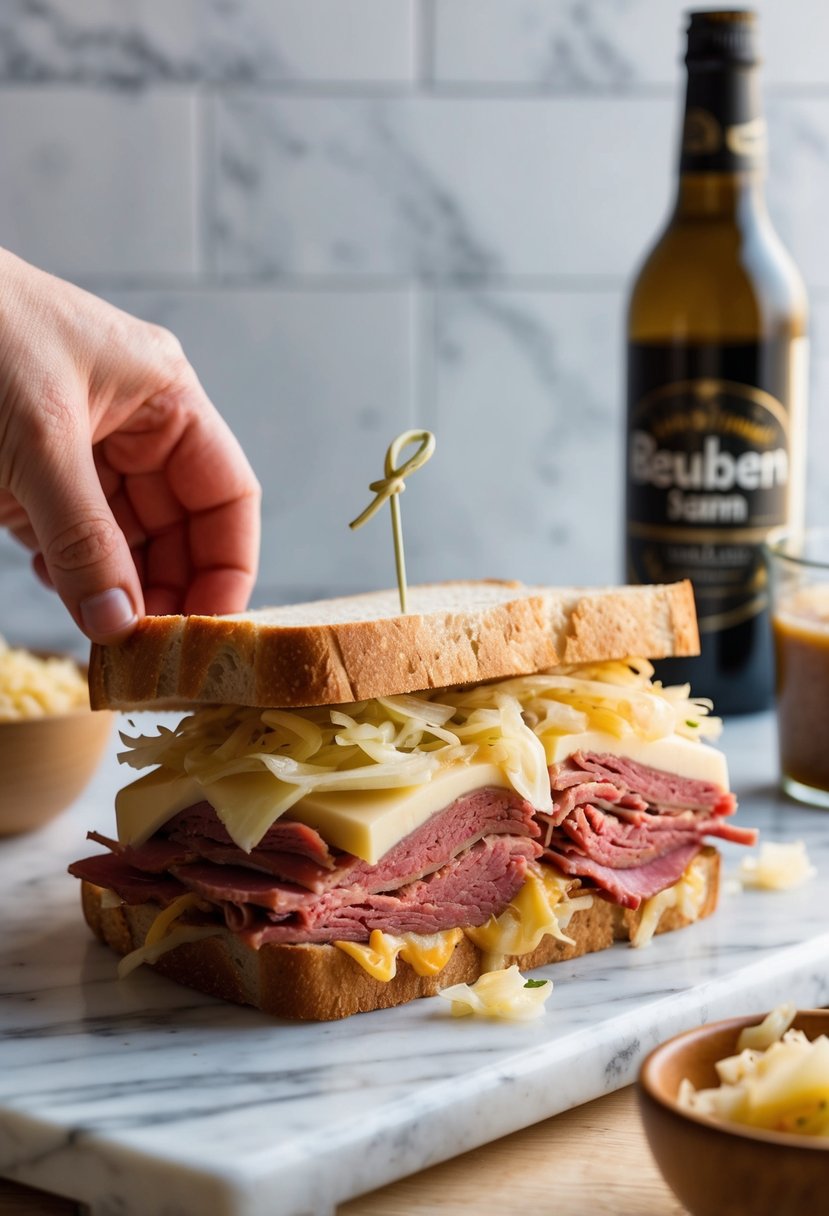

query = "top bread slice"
[88, 579, 699, 711]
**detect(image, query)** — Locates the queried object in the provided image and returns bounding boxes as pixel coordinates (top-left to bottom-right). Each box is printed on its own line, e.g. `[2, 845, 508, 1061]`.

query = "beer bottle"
[625, 9, 807, 714]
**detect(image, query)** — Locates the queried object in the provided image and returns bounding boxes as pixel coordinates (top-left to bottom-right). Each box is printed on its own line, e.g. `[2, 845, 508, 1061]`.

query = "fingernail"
[80, 588, 137, 639]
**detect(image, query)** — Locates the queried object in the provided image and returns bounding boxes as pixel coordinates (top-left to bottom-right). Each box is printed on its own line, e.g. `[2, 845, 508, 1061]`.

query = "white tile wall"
[0, 89, 197, 278]
[0, 0, 416, 84]
[806, 300, 829, 527]
[0, 0, 826, 641]
[767, 101, 829, 292]
[432, 0, 829, 89]
[427, 289, 623, 585]
[212, 95, 676, 279]
[102, 288, 417, 598]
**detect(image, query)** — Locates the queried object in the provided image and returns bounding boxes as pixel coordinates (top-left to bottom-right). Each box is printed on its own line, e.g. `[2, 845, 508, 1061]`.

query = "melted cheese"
[631, 854, 709, 948]
[117, 896, 222, 979]
[332, 870, 594, 985]
[333, 928, 463, 982]
[144, 894, 203, 947]
[465, 868, 592, 971]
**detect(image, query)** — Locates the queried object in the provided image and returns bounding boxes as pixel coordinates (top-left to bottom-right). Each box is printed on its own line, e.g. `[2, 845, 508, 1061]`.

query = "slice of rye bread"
[80, 847, 719, 1022]
[88, 580, 699, 711]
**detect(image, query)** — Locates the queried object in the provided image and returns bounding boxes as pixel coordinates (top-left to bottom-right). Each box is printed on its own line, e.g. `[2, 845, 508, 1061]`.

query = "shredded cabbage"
[118, 659, 722, 846]
[438, 965, 553, 1021]
[0, 636, 89, 719]
[678, 1008, 829, 1136]
[738, 841, 816, 891]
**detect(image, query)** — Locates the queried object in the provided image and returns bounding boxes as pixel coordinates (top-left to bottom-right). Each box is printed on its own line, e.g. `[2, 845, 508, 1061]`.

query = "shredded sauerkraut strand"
[117, 659, 722, 826]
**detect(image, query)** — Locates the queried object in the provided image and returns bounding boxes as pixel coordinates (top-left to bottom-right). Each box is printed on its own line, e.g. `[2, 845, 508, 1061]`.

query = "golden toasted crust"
[79, 848, 719, 1022]
[88, 581, 700, 712]
[554, 581, 699, 666]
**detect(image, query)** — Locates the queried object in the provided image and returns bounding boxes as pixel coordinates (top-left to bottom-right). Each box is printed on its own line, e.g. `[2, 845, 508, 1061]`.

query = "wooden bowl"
[638, 1011, 829, 1216]
[0, 657, 112, 836]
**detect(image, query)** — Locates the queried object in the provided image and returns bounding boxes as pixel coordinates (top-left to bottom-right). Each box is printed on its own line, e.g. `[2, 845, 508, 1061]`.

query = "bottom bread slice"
[80, 846, 720, 1021]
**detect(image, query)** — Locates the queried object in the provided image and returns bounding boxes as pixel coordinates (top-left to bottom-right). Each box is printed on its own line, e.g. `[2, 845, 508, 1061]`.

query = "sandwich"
[69, 580, 755, 1021]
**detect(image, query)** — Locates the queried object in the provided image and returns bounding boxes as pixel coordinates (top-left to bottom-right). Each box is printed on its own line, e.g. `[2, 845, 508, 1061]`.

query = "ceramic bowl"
[638, 1010, 829, 1216]
[0, 659, 112, 837]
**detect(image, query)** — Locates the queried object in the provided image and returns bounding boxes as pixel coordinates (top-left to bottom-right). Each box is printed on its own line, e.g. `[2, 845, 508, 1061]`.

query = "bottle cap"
[685, 10, 759, 66]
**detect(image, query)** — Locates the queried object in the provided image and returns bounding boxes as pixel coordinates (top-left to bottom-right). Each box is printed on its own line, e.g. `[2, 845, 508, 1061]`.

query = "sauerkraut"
[438, 965, 553, 1021]
[0, 638, 89, 720]
[678, 1006, 829, 1136]
[118, 659, 722, 843]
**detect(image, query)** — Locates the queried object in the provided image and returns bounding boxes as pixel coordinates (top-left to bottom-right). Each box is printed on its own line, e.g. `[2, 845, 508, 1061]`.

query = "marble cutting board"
[1, 712, 828, 1216]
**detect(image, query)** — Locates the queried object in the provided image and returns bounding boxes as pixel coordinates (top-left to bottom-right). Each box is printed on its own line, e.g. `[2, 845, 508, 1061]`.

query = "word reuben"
[630, 432, 789, 524]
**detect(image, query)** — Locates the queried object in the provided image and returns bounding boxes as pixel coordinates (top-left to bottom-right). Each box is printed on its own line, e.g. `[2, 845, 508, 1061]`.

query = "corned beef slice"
[167, 804, 335, 866]
[563, 752, 736, 816]
[70, 788, 541, 942]
[190, 835, 536, 946]
[539, 751, 752, 909]
[69, 750, 748, 936]
[559, 803, 753, 870]
[546, 843, 701, 907]
[69, 852, 186, 906]
[69, 834, 535, 945]
[109, 788, 538, 894]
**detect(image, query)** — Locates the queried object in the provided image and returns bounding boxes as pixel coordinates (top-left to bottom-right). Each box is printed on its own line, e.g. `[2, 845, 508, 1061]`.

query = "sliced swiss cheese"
[287, 764, 509, 862]
[546, 731, 729, 790]
[117, 762, 509, 862]
[115, 733, 728, 863]
[116, 768, 203, 847]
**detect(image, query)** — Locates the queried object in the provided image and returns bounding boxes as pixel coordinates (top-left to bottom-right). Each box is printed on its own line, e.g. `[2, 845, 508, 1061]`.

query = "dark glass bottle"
[625, 9, 807, 714]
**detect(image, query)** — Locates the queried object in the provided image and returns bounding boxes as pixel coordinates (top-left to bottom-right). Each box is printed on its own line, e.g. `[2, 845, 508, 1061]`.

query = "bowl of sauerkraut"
[0, 639, 112, 836]
[638, 1006, 829, 1216]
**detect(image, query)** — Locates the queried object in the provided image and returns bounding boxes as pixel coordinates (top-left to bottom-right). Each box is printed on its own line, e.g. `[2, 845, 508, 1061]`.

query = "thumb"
[20, 435, 144, 644]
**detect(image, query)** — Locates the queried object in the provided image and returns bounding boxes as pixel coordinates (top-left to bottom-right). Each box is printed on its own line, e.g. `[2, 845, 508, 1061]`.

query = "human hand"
[0, 249, 261, 643]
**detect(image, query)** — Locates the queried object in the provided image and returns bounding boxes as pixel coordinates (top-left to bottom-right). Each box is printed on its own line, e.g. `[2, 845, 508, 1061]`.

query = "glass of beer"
[768, 528, 829, 807]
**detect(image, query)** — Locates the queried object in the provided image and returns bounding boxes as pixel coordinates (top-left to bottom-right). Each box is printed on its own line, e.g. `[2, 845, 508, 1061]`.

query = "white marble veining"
[1, 713, 828, 1215]
[432, 0, 829, 90]
[427, 288, 622, 586]
[0, 88, 198, 279]
[0, 0, 415, 86]
[211, 94, 676, 280]
[209, 89, 829, 291]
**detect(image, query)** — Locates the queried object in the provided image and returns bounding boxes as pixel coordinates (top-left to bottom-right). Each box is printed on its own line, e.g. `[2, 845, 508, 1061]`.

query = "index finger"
[101, 373, 262, 617]
[167, 397, 261, 616]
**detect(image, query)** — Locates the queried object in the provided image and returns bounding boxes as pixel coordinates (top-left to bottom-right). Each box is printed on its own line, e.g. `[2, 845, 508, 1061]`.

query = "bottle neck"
[674, 170, 764, 221]
[678, 61, 765, 181]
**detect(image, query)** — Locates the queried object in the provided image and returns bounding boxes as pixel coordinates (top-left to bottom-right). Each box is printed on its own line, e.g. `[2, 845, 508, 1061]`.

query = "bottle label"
[682, 111, 766, 167]
[680, 67, 764, 173]
[626, 340, 806, 635]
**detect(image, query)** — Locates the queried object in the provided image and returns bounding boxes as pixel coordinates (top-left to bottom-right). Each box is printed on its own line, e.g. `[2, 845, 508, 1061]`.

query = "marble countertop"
[1, 712, 828, 1216]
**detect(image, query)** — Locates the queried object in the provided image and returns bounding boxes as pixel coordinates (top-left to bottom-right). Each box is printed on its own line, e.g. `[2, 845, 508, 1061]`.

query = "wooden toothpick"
[349, 430, 436, 613]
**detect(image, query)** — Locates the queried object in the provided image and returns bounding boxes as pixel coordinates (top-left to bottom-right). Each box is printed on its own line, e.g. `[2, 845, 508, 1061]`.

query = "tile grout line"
[416, 0, 435, 92]
[73, 275, 632, 294]
[0, 78, 825, 99]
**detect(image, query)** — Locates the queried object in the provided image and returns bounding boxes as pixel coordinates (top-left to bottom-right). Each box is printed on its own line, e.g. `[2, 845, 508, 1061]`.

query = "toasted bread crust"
[80, 847, 719, 1021]
[89, 581, 699, 711]
[555, 581, 699, 666]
